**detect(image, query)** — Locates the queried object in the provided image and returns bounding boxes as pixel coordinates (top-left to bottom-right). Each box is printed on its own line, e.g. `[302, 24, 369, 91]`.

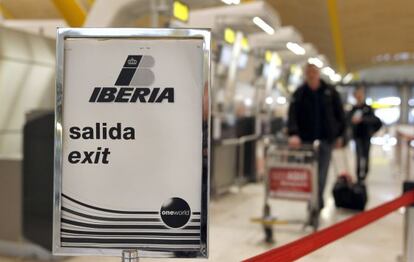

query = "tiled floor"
[0, 145, 406, 261]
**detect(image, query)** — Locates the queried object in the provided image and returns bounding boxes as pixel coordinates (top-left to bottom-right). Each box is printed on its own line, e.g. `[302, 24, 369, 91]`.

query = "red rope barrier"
[244, 190, 414, 262]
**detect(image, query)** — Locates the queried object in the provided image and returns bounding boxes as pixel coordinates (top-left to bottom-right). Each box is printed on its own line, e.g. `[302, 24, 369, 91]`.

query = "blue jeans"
[317, 141, 334, 209]
[355, 138, 370, 181]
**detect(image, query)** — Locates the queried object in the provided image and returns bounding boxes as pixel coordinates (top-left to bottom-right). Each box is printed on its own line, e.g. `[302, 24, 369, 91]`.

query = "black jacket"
[288, 80, 346, 143]
[348, 104, 382, 139]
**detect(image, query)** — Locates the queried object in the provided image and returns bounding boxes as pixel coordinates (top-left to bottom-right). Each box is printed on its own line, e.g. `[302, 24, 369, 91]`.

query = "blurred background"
[0, 0, 414, 261]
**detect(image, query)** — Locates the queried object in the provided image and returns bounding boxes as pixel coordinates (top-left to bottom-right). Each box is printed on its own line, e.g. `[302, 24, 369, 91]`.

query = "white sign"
[53, 28, 210, 258]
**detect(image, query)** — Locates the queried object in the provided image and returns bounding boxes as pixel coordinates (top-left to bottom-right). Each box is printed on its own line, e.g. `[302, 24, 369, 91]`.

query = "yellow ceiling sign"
[241, 37, 249, 51]
[224, 28, 235, 44]
[274, 53, 282, 66]
[265, 51, 282, 65]
[173, 1, 189, 22]
[0, 3, 13, 19]
[265, 51, 272, 63]
[224, 29, 249, 50]
[371, 103, 392, 109]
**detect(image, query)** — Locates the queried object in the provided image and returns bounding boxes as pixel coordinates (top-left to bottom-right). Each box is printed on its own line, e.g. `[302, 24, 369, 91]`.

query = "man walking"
[349, 87, 382, 182]
[287, 63, 346, 210]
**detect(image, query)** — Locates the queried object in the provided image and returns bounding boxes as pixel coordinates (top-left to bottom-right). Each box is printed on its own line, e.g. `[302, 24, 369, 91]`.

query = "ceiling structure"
[0, 0, 60, 19]
[1, 0, 414, 76]
[267, 0, 414, 74]
[0, 0, 97, 19]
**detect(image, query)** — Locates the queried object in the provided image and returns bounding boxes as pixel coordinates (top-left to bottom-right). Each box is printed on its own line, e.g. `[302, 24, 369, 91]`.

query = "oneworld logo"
[161, 210, 191, 216]
[160, 197, 191, 228]
[89, 55, 174, 103]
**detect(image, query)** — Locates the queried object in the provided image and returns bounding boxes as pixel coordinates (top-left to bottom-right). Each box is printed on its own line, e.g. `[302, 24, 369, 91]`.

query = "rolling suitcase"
[333, 174, 367, 211]
[332, 148, 368, 211]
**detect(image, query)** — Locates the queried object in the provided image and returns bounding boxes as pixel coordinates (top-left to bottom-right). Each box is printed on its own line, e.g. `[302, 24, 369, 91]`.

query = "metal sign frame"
[53, 28, 210, 258]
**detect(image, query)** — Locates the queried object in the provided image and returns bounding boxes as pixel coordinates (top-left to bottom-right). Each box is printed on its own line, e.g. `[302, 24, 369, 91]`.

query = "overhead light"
[330, 73, 342, 82]
[253, 16, 275, 35]
[308, 57, 323, 68]
[343, 73, 353, 84]
[322, 66, 335, 76]
[377, 96, 401, 106]
[286, 42, 305, 55]
[383, 54, 391, 61]
[244, 98, 253, 106]
[276, 96, 287, 105]
[394, 52, 410, 61]
[321, 66, 341, 82]
[265, 97, 274, 105]
[221, 0, 240, 5]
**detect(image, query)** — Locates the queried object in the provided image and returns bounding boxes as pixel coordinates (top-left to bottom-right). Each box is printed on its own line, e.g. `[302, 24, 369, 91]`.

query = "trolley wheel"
[309, 208, 320, 231]
[263, 203, 274, 244]
[264, 226, 274, 244]
[264, 203, 271, 217]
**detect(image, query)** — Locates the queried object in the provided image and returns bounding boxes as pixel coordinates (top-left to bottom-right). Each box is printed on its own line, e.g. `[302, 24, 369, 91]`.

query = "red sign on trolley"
[269, 167, 312, 200]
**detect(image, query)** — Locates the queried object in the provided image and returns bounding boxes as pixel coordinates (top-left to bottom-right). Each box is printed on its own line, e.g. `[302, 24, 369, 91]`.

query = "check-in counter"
[211, 120, 238, 196]
[211, 134, 260, 197]
[211, 116, 259, 196]
[0, 26, 54, 258]
[0, 111, 54, 259]
[236, 117, 257, 182]
[22, 112, 54, 252]
[0, 158, 22, 242]
[211, 139, 238, 196]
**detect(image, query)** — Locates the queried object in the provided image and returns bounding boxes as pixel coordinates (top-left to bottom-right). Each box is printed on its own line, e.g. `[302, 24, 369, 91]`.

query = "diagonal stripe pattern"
[60, 194, 201, 251]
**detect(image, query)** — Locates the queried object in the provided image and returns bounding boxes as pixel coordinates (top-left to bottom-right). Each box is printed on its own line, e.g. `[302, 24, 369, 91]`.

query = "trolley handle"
[267, 140, 320, 152]
[220, 134, 260, 146]
[266, 140, 320, 163]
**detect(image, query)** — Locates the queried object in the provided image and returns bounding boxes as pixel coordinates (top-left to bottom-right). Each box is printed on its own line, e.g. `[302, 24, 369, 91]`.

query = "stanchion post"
[238, 138, 245, 190]
[122, 250, 139, 262]
[403, 182, 414, 262]
[396, 131, 401, 172]
[405, 140, 411, 179]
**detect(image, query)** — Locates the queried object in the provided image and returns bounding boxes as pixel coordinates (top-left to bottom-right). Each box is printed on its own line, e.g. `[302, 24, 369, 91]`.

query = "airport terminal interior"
[1, 0, 414, 261]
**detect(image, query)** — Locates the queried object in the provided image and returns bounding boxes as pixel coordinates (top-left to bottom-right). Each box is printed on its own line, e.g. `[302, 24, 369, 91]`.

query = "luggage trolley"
[260, 141, 320, 243]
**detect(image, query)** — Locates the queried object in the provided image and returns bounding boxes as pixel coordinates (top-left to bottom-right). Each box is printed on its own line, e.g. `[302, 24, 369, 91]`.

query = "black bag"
[372, 115, 382, 133]
[333, 175, 368, 211]
[369, 115, 382, 136]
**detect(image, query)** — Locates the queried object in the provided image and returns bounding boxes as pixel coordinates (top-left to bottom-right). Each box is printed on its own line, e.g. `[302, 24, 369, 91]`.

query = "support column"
[51, 0, 86, 27]
[400, 85, 410, 125]
[326, 0, 346, 74]
[403, 182, 414, 262]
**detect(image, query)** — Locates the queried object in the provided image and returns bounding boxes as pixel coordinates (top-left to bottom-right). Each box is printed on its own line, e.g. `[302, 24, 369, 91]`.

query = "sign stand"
[122, 250, 139, 262]
[53, 28, 210, 259]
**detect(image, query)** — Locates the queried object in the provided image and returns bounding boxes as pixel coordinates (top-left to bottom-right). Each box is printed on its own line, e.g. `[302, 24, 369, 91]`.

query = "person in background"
[349, 87, 382, 182]
[287, 63, 346, 210]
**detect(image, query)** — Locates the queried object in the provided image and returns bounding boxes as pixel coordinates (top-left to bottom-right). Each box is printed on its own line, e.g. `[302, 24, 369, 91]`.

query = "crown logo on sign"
[127, 57, 138, 65]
